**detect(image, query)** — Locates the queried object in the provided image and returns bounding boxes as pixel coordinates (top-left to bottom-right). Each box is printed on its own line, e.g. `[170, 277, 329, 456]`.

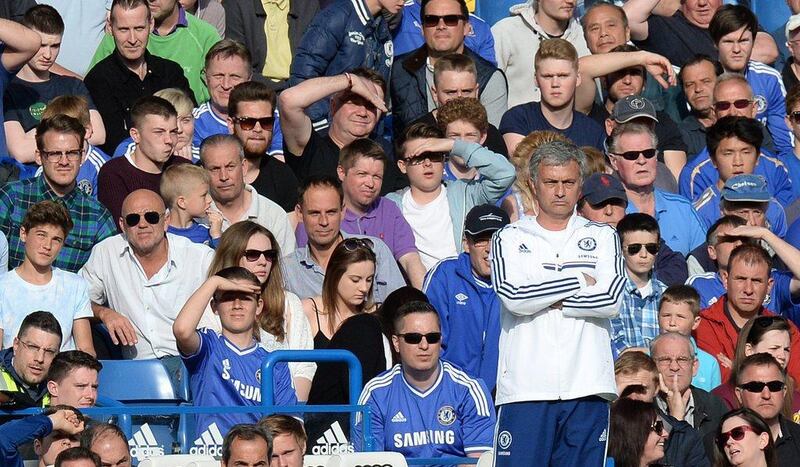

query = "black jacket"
[660, 411, 710, 467]
[777, 416, 800, 467]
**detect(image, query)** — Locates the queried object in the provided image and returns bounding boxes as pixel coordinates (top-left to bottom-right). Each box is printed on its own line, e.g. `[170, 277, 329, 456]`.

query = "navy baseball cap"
[720, 174, 770, 203]
[464, 204, 510, 236]
[580, 173, 628, 206]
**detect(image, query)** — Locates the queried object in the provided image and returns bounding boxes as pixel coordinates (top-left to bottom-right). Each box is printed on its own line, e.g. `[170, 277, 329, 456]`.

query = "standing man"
[678, 54, 721, 158]
[490, 140, 626, 466]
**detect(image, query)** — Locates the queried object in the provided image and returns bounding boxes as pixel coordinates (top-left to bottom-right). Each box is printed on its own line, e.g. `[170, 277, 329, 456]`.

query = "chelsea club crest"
[578, 237, 597, 251]
[437, 406, 456, 426]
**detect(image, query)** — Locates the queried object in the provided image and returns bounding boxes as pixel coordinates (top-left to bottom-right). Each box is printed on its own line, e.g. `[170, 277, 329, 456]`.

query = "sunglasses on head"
[233, 116, 275, 131]
[613, 148, 657, 161]
[342, 237, 374, 252]
[626, 243, 659, 255]
[754, 315, 785, 328]
[404, 152, 447, 166]
[713, 99, 752, 112]
[422, 14, 465, 27]
[124, 211, 161, 227]
[737, 380, 785, 393]
[397, 332, 442, 344]
[242, 248, 278, 262]
[716, 425, 758, 450]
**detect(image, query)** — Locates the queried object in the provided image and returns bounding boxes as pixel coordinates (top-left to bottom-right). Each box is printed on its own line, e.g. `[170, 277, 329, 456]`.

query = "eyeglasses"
[737, 380, 786, 393]
[124, 211, 161, 227]
[612, 148, 657, 161]
[422, 14, 465, 27]
[626, 243, 659, 255]
[716, 425, 758, 449]
[242, 248, 278, 262]
[789, 111, 800, 123]
[651, 420, 665, 436]
[18, 340, 58, 358]
[233, 116, 275, 131]
[713, 99, 752, 112]
[654, 356, 694, 367]
[41, 149, 82, 162]
[403, 152, 447, 166]
[397, 332, 442, 344]
[342, 237, 374, 251]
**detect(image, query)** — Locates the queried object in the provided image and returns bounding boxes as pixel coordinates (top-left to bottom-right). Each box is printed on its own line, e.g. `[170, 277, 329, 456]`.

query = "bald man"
[79, 189, 215, 359]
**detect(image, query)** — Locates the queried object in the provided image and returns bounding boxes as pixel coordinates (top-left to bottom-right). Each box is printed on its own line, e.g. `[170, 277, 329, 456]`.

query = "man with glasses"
[0, 311, 62, 408]
[422, 204, 509, 391]
[391, 0, 507, 134]
[610, 122, 705, 256]
[0, 115, 115, 272]
[80, 189, 214, 359]
[733, 352, 800, 464]
[352, 300, 495, 461]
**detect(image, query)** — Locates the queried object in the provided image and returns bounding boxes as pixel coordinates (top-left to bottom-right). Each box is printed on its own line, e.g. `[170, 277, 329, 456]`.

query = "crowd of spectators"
[4, 0, 800, 466]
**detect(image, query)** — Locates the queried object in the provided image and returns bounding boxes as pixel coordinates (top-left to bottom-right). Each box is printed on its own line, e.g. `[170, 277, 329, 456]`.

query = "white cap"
[786, 14, 800, 41]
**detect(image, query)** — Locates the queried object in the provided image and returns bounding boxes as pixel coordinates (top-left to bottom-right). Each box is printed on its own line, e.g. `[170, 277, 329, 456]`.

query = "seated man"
[221, 425, 272, 467]
[0, 201, 94, 354]
[174, 267, 296, 451]
[80, 189, 214, 359]
[353, 300, 495, 460]
[46, 351, 101, 409]
[0, 407, 84, 467]
[80, 424, 130, 467]
[54, 446, 100, 467]
[423, 204, 509, 390]
[0, 311, 61, 408]
[258, 415, 305, 467]
[4, 5, 104, 165]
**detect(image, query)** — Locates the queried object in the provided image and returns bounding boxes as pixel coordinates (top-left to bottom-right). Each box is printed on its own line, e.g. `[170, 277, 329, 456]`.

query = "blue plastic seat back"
[99, 359, 188, 404]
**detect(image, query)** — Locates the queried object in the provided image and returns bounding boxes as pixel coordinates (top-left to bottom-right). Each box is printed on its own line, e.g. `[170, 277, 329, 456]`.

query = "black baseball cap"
[464, 204, 510, 236]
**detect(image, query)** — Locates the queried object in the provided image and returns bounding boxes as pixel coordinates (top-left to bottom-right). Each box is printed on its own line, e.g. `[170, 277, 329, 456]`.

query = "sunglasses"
[613, 148, 657, 161]
[626, 243, 659, 255]
[243, 249, 278, 262]
[397, 332, 442, 344]
[713, 99, 752, 112]
[342, 237, 374, 251]
[422, 14, 465, 27]
[737, 380, 786, 393]
[651, 420, 665, 436]
[716, 425, 757, 450]
[754, 315, 785, 328]
[404, 152, 447, 166]
[789, 111, 800, 123]
[124, 211, 161, 227]
[233, 116, 275, 131]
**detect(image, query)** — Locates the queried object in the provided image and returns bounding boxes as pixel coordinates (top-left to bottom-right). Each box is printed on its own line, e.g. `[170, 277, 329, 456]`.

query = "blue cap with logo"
[464, 204, 510, 236]
[720, 174, 770, 203]
[580, 173, 628, 206]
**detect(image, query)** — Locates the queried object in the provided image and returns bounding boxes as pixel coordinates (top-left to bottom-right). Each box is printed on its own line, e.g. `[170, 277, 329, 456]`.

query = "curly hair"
[436, 97, 488, 134]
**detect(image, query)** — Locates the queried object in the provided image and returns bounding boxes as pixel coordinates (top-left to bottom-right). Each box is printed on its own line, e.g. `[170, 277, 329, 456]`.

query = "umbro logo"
[128, 423, 164, 462]
[391, 411, 407, 423]
[190, 422, 225, 457]
[455, 293, 468, 305]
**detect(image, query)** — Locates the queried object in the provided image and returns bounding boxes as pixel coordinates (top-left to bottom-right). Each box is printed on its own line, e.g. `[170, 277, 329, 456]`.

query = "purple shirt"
[152, 6, 188, 36]
[295, 197, 417, 261]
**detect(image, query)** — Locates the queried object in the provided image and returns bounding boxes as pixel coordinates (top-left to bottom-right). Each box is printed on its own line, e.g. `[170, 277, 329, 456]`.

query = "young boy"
[0, 200, 94, 354]
[159, 164, 222, 247]
[436, 97, 491, 182]
[610, 213, 668, 355]
[173, 266, 297, 451]
[4, 5, 104, 166]
[35, 95, 110, 198]
[658, 285, 722, 392]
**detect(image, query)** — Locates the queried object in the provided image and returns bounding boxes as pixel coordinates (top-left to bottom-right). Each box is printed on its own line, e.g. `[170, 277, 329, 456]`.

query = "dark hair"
[786, 83, 800, 114]
[616, 213, 660, 244]
[55, 447, 101, 467]
[609, 398, 660, 467]
[43, 404, 84, 420]
[22, 4, 64, 35]
[679, 54, 723, 85]
[35, 114, 86, 153]
[395, 122, 445, 159]
[714, 408, 777, 467]
[130, 96, 177, 129]
[736, 352, 786, 386]
[727, 244, 772, 274]
[258, 415, 307, 450]
[706, 116, 763, 160]
[297, 175, 344, 209]
[321, 239, 377, 335]
[204, 38, 252, 71]
[228, 81, 277, 118]
[339, 138, 387, 171]
[392, 300, 441, 333]
[21, 200, 74, 237]
[581, 1, 629, 30]
[709, 5, 757, 44]
[221, 424, 272, 463]
[659, 284, 702, 317]
[18, 310, 63, 344]
[437, 97, 488, 134]
[47, 350, 103, 384]
[421, 0, 469, 21]
[707, 214, 749, 245]
[110, 0, 151, 24]
[80, 423, 127, 450]
[732, 316, 791, 386]
[214, 266, 261, 289]
[377, 286, 430, 337]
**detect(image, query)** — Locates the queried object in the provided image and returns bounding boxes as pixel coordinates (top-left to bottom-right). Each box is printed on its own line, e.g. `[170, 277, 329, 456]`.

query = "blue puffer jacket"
[289, 0, 393, 129]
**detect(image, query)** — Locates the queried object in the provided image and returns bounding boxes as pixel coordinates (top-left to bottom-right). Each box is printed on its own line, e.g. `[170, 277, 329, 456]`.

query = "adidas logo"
[128, 423, 165, 462]
[518, 243, 531, 254]
[311, 421, 354, 455]
[598, 428, 607, 443]
[391, 411, 407, 423]
[190, 422, 225, 457]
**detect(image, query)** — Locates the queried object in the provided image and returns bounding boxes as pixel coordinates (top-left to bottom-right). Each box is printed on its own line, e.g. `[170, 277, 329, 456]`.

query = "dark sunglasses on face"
[404, 152, 447, 166]
[651, 420, 665, 436]
[243, 249, 278, 262]
[790, 111, 800, 123]
[737, 380, 786, 393]
[397, 332, 442, 344]
[422, 14, 465, 27]
[233, 116, 275, 131]
[626, 243, 659, 255]
[124, 211, 161, 227]
[716, 425, 757, 450]
[613, 148, 657, 161]
[713, 99, 752, 112]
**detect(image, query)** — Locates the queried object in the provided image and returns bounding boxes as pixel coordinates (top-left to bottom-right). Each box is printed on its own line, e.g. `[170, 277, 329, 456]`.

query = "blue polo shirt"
[625, 188, 706, 256]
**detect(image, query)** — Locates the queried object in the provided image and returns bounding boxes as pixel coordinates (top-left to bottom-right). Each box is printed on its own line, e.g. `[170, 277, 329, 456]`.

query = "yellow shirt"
[261, 0, 292, 80]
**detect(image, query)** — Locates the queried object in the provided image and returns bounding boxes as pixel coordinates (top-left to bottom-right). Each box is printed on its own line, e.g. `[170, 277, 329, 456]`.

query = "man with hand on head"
[0, 406, 85, 467]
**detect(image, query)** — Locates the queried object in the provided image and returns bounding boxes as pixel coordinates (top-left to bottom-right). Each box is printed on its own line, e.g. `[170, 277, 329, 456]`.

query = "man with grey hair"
[199, 134, 295, 254]
[610, 122, 706, 256]
[490, 140, 626, 467]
